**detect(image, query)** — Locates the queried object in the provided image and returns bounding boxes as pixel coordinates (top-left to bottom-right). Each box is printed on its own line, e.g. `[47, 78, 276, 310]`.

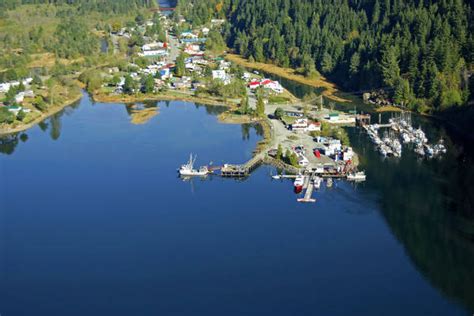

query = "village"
[0, 9, 367, 202]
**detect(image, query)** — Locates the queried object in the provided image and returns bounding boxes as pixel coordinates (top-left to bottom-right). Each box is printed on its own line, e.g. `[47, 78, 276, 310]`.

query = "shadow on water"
[0, 97, 82, 155]
[348, 116, 474, 310]
[259, 69, 474, 309]
[1, 81, 474, 311]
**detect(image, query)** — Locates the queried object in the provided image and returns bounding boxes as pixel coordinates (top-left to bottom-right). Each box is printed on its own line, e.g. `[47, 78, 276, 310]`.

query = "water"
[158, 0, 176, 9]
[0, 91, 473, 315]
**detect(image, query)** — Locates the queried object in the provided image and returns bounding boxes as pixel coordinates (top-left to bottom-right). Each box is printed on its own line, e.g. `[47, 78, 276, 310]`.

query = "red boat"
[293, 175, 304, 193]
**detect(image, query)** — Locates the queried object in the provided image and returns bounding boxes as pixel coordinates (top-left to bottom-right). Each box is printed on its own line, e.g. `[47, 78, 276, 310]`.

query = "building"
[139, 49, 168, 57]
[201, 27, 210, 36]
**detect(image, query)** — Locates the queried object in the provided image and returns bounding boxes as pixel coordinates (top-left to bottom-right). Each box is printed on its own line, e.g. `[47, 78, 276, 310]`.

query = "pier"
[298, 172, 317, 203]
[220, 154, 264, 177]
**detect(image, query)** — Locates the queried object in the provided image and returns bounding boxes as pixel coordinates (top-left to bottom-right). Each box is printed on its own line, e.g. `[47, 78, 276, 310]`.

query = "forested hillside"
[0, 0, 155, 14]
[177, 0, 474, 113]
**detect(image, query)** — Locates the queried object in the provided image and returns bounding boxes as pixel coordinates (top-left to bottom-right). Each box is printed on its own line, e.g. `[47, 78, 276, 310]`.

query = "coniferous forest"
[177, 0, 474, 113]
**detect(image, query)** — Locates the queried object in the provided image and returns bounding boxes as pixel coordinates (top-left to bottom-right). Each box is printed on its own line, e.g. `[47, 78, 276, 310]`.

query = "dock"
[297, 172, 317, 203]
[220, 154, 263, 177]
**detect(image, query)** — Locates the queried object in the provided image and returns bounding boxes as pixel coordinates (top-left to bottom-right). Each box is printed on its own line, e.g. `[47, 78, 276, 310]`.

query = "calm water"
[0, 91, 473, 315]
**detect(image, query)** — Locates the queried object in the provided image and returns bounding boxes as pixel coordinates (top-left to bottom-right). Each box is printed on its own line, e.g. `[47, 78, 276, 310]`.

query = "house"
[0, 83, 11, 93]
[142, 42, 165, 51]
[218, 60, 231, 70]
[307, 121, 321, 132]
[184, 44, 203, 56]
[7, 105, 22, 114]
[248, 80, 260, 90]
[201, 27, 210, 36]
[327, 113, 339, 121]
[139, 49, 168, 57]
[259, 79, 284, 93]
[342, 147, 354, 162]
[173, 77, 191, 89]
[324, 112, 356, 124]
[181, 31, 198, 39]
[290, 118, 309, 132]
[212, 70, 226, 81]
[14, 92, 25, 103]
[242, 72, 252, 81]
[159, 68, 172, 79]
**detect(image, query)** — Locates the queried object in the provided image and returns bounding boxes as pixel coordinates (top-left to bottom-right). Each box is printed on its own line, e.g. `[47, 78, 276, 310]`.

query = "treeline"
[177, 0, 474, 112]
[0, 0, 155, 14]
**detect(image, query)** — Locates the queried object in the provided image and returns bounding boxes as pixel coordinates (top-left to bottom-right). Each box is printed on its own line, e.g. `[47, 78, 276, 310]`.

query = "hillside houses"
[289, 118, 321, 133]
[248, 78, 284, 94]
[0, 78, 33, 93]
[139, 42, 168, 57]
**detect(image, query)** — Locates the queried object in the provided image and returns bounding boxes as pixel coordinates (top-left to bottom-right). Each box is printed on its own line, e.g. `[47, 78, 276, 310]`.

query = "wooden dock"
[221, 154, 264, 177]
[297, 172, 317, 203]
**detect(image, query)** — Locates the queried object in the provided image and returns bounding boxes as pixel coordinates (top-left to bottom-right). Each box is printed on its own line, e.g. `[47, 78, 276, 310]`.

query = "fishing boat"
[347, 171, 366, 182]
[293, 175, 305, 193]
[178, 154, 209, 176]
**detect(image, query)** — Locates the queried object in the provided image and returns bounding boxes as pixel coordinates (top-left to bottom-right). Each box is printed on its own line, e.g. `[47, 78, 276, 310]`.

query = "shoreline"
[225, 54, 350, 103]
[0, 92, 83, 136]
[92, 91, 240, 108]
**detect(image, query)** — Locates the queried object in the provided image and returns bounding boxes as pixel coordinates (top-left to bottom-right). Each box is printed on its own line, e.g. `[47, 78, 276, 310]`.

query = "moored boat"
[294, 174, 305, 193]
[178, 154, 209, 176]
[347, 171, 366, 182]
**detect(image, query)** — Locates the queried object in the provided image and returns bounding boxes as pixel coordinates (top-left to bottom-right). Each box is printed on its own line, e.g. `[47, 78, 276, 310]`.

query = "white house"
[201, 27, 210, 36]
[139, 49, 168, 57]
[260, 79, 284, 93]
[212, 70, 227, 81]
[307, 121, 321, 132]
[290, 118, 309, 132]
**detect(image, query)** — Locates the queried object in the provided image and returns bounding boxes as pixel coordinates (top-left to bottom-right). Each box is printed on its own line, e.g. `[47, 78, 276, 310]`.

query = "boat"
[178, 154, 209, 176]
[347, 171, 366, 182]
[415, 144, 425, 156]
[312, 176, 322, 189]
[293, 174, 305, 193]
[272, 175, 282, 180]
[326, 178, 333, 188]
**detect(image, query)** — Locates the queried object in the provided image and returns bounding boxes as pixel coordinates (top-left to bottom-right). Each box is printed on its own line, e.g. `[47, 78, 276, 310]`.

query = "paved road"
[166, 34, 180, 64]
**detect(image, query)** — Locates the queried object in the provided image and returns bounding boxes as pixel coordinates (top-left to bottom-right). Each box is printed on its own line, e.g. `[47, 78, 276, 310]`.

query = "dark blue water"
[0, 93, 473, 315]
[158, 0, 176, 9]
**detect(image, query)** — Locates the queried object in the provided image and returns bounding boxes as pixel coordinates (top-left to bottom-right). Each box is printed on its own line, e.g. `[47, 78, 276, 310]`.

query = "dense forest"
[0, 0, 155, 14]
[177, 0, 474, 113]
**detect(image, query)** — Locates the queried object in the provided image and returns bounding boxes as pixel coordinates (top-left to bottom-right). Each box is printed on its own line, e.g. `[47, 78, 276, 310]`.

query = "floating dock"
[297, 172, 317, 203]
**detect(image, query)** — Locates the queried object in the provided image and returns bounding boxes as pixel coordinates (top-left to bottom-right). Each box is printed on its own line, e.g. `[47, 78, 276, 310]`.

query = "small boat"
[178, 154, 209, 176]
[415, 144, 425, 156]
[347, 171, 366, 182]
[312, 176, 322, 189]
[272, 175, 282, 180]
[326, 178, 333, 188]
[293, 174, 305, 193]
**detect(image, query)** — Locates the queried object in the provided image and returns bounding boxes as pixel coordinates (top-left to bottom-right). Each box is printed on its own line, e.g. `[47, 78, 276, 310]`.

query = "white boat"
[178, 154, 209, 176]
[312, 176, 322, 189]
[326, 178, 333, 188]
[294, 174, 305, 193]
[347, 171, 366, 182]
[415, 144, 425, 156]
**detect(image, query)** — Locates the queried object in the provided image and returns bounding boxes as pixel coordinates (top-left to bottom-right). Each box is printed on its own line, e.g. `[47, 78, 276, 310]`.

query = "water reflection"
[349, 122, 474, 310]
[0, 99, 82, 154]
[125, 102, 160, 125]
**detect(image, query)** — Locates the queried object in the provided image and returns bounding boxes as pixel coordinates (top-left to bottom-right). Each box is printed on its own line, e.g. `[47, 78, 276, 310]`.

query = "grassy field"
[225, 54, 350, 103]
